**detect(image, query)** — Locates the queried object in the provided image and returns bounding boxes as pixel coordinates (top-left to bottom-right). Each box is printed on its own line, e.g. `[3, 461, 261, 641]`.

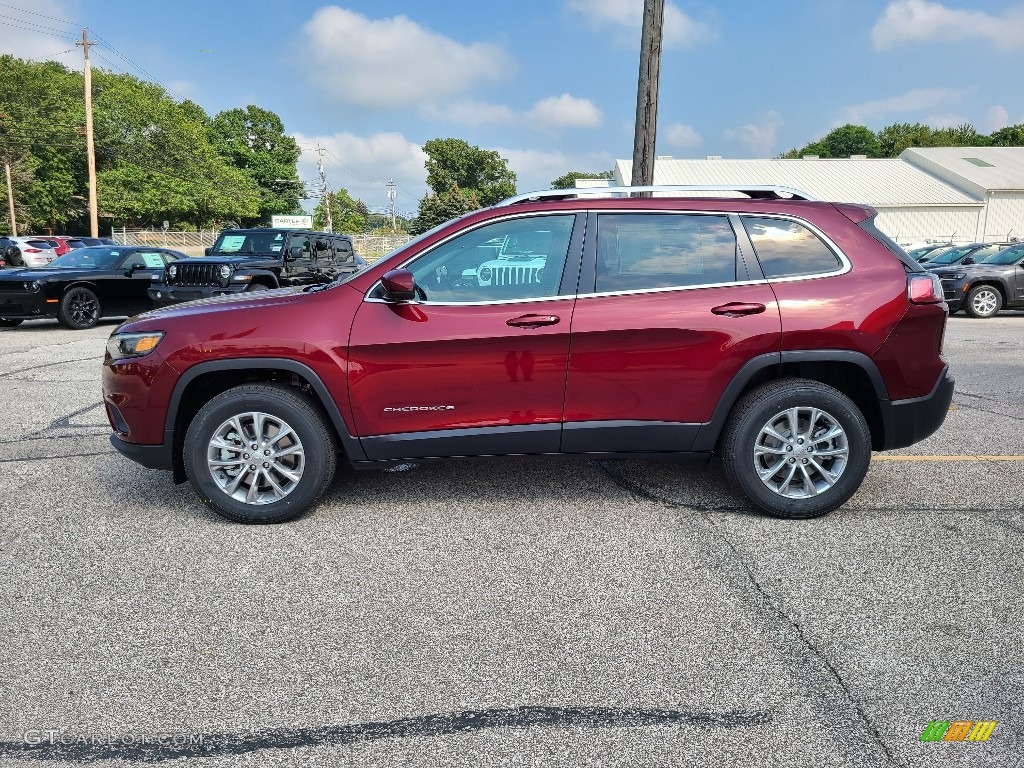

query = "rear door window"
[595, 213, 738, 292]
[742, 216, 842, 279]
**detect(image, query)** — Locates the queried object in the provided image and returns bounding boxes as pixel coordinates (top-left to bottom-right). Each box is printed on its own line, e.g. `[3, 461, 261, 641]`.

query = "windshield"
[927, 246, 979, 265]
[47, 247, 124, 269]
[980, 245, 1024, 265]
[212, 231, 287, 255]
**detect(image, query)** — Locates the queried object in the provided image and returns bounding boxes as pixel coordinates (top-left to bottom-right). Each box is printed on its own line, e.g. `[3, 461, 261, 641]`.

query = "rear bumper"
[877, 366, 954, 450]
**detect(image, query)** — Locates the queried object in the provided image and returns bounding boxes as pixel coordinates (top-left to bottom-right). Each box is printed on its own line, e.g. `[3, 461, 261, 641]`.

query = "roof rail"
[497, 184, 818, 206]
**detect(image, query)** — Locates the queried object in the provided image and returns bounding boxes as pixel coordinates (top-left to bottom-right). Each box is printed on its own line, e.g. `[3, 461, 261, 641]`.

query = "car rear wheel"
[720, 379, 871, 519]
[0, 317, 24, 327]
[183, 384, 337, 523]
[5, 247, 24, 267]
[57, 286, 101, 329]
[964, 285, 1001, 319]
[246, 283, 270, 292]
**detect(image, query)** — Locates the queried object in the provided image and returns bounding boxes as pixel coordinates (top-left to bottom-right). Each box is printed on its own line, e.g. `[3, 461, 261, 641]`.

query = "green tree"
[931, 123, 988, 148]
[820, 124, 882, 158]
[989, 123, 1024, 146]
[550, 170, 614, 189]
[877, 122, 934, 156]
[312, 188, 369, 233]
[208, 105, 302, 226]
[422, 138, 516, 206]
[410, 185, 480, 235]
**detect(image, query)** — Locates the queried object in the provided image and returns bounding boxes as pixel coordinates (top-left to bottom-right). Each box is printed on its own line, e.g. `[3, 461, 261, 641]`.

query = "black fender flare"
[691, 350, 889, 451]
[164, 357, 366, 463]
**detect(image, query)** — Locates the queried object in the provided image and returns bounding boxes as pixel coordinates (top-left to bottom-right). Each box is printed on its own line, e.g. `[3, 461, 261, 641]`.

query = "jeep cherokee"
[103, 186, 953, 523]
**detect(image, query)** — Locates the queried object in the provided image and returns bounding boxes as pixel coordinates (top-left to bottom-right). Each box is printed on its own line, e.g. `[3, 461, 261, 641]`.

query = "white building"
[610, 148, 1024, 246]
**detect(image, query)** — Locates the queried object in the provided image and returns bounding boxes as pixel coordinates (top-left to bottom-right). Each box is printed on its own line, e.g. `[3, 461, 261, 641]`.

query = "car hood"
[180, 255, 280, 265]
[134, 286, 305, 321]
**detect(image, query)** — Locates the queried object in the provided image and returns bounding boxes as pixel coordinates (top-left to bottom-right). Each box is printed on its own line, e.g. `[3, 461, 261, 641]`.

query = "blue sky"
[3, 0, 1024, 216]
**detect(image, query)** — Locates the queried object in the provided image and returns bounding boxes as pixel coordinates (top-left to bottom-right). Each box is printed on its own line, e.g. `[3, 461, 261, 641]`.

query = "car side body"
[932, 242, 1024, 318]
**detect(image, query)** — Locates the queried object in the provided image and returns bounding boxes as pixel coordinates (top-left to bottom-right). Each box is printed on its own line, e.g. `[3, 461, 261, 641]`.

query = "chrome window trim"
[576, 277, 769, 300]
[364, 293, 574, 307]
[738, 213, 852, 281]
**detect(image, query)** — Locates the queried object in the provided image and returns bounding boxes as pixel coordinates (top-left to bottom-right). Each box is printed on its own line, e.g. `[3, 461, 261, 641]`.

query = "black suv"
[149, 228, 362, 305]
[932, 242, 1024, 318]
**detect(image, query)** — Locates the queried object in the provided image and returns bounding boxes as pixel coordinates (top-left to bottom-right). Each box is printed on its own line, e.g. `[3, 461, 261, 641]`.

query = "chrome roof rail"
[497, 184, 818, 205]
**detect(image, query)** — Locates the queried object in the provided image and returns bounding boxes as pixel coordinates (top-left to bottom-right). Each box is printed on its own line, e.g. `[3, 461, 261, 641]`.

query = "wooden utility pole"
[631, 0, 664, 193]
[4, 161, 16, 236]
[78, 28, 99, 237]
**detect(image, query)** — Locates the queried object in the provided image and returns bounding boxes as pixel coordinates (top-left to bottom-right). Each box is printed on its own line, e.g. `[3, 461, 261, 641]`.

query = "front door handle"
[507, 314, 560, 328]
[711, 302, 766, 317]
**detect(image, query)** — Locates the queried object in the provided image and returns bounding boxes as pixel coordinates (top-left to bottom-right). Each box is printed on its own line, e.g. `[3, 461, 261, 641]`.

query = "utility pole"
[4, 161, 16, 236]
[385, 179, 397, 231]
[78, 28, 99, 237]
[631, 0, 664, 194]
[315, 143, 333, 233]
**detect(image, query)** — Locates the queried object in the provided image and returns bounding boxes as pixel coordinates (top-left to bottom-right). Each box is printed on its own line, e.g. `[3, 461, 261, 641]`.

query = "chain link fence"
[109, 229, 413, 262]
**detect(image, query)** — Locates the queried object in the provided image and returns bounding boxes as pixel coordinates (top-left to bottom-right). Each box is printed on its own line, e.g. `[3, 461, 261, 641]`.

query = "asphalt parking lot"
[0, 313, 1021, 768]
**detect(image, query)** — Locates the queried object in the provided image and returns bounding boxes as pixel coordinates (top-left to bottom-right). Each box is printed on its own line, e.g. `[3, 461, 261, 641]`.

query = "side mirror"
[962, 256, 975, 265]
[124, 262, 145, 276]
[380, 269, 417, 302]
[288, 246, 304, 260]
[204, 247, 212, 256]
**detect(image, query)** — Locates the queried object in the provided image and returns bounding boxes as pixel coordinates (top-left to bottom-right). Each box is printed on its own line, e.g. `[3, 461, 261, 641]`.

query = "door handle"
[711, 302, 766, 317]
[507, 314, 560, 328]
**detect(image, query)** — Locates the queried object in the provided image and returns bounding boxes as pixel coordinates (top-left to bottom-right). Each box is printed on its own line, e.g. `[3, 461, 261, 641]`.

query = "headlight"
[219, 265, 231, 279]
[105, 332, 164, 361]
[943, 272, 966, 280]
[478, 266, 492, 282]
[23, 281, 40, 291]
[167, 265, 177, 279]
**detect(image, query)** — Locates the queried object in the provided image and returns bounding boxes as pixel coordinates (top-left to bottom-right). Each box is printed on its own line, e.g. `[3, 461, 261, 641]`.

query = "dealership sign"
[271, 215, 313, 229]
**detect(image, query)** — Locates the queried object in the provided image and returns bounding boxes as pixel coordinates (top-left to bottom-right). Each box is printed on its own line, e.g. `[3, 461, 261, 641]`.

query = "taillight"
[908, 273, 943, 304]
[25, 248, 42, 253]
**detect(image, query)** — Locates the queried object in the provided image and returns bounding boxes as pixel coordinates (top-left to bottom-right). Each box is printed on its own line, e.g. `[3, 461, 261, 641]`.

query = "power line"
[90, 31, 188, 102]
[0, 2, 81, 27]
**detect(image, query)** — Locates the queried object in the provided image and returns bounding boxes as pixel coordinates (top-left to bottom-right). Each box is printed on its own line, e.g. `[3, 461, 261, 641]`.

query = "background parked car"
[0, 245, 186, 329]
[907, 244, 951, 262]
[923, 243, 1008, 270]
[2, 236, 58, 268]
[932, 242, 1024, 318]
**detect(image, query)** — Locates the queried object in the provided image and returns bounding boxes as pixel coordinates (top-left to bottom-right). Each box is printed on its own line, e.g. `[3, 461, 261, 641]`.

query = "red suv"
[102, 186, 953, 523]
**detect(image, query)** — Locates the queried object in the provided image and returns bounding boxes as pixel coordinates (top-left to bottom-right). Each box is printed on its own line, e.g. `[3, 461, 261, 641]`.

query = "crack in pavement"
[0, 356, 99, 379]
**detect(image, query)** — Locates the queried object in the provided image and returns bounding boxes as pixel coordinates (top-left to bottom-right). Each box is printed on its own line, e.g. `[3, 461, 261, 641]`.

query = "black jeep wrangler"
[149, 228, 363, 305]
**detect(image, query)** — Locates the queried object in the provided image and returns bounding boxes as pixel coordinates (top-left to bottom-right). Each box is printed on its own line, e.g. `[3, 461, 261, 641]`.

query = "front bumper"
[940, 280, 966, 312]
[877, 366, 955, 450]
[110, 433, 174, 471]
[148, 284, 245, 306]
[0, 289, 57, 319]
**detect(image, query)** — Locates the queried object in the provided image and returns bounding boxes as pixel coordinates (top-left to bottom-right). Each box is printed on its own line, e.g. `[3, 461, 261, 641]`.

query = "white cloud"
[872, 0, 1024, 50]
[0, 0, 80, 65]
[986, 105, 1010, 132]
[495, 147, 617, 193]
[923, 113, 971, 129]
[663, 123, 703, 149]
[302, 7, 515, 108]
[566, 0, 716, 48]
[292, 131, 428, 214]
[418, 100, 516, 126]
[724, 111, 783, 157]
[526, 94, 603, 129]
[840, 87, 972, 123]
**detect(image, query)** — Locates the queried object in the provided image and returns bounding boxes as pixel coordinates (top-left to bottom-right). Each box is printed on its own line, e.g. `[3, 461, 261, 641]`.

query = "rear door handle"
[507, 314, 560, 328]
[711, 302, 766, 317]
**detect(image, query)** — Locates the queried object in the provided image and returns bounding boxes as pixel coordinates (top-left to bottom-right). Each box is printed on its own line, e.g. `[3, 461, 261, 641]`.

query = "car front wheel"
[720, 379, 871, 519]
[183, 384, 338, 523]
[964, 285, 1001, 319]
[57, 286, 101, 329]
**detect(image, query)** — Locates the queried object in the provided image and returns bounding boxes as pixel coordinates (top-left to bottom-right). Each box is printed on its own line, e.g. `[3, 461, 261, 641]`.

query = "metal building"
[612, 157, 983, 246]
[901, 147, 1024, 242]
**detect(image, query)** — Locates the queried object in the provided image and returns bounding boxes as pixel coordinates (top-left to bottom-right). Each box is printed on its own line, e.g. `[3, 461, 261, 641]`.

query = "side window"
[287, 234, 311, 260]
[742, 216, 842, 279]
[595, 213, 737, 292]
[333, 237, 354, 262]
[405, 215, 576, 303]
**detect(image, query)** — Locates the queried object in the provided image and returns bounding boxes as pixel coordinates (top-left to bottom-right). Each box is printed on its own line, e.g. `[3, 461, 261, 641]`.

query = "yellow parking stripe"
[872, 455, 1024, 462]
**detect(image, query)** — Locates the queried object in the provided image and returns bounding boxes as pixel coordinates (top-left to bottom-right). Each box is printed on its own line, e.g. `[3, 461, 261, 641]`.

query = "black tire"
[963, 284, 1002, 319]
[5, 246, 24, 267]
[246, 283, 270, 292]
[719, 378, 871, 519]
[183, 384, 338, 523]
[56, 286, 101, 329]
[0, 317, 24, 327]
